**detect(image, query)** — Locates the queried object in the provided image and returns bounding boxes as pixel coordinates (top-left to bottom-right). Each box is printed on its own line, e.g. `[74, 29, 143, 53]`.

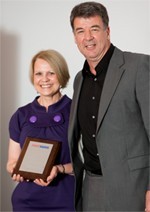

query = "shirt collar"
[82, 43, 115, 77]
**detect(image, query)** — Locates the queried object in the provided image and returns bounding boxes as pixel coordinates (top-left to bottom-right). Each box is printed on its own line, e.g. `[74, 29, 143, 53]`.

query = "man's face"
[73, 15, 110, 66]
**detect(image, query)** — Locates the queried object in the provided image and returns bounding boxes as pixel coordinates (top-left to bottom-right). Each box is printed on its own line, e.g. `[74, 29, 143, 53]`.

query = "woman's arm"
[56, 163, 74, 175]
[6, 139, 21, 174]
[6, 139, 24, 182]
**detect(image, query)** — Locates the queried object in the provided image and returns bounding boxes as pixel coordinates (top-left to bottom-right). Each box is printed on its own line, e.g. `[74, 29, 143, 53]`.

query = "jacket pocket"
[128, 154, 149, 171]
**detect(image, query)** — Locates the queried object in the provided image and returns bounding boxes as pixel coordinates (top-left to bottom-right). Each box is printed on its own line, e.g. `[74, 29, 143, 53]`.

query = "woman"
[6, 49, 75, 211]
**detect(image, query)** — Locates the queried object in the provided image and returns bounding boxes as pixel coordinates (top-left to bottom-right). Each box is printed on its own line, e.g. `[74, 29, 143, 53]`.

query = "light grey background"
[1, 0, 150, 211]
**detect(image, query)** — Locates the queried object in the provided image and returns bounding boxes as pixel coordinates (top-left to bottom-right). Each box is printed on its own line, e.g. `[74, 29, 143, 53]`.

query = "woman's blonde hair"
[29, 49, 70, 88]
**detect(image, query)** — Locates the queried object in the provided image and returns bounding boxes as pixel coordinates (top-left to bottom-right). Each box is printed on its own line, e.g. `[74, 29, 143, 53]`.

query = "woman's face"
[33, 58, 60, 98]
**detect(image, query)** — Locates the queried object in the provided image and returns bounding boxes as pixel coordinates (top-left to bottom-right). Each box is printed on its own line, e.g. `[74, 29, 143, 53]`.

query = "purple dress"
[9, 95, 75, 211]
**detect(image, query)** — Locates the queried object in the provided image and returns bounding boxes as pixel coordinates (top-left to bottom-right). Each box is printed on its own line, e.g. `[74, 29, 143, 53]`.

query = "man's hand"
[145, 190, 150, 212]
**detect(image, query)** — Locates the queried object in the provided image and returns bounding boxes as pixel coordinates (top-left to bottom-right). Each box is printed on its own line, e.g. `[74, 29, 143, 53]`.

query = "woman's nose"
[42, 74, 49, 81]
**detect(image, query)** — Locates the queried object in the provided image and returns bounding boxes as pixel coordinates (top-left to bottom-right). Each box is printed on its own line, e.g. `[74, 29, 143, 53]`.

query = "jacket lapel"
[71, 72, 83, 119]
[68, 72, 83, 145]
[96, 48, 126, 133]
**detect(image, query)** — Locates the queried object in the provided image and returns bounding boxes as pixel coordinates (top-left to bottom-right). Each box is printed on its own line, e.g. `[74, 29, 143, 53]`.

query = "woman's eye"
[35, 72, 42, 76]
[49, 72, 55, 76]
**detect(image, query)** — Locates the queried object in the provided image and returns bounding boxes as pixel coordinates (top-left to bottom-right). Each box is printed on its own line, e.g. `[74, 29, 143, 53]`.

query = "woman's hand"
[7, 160, 25, 182]
[34, 163, 74, 187]
[11, 173, 24, 182]
[34, 166, 59, 186]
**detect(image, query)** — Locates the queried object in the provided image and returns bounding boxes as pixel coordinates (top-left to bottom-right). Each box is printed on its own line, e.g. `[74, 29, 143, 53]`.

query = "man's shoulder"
[74, 70, 82, 81]
[114, 46, 149, 58]
[112, 47, 149, 66]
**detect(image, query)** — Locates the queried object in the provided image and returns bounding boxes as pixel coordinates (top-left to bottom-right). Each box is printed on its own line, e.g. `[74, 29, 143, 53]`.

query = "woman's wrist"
[57, 164, 65, 174]
[60, 164, 65, 174]
[56, 163, 74, 175]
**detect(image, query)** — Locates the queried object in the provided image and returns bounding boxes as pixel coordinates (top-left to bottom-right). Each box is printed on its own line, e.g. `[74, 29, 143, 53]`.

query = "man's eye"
[76, 30, 84, 34]
[92, 28, 99, 32]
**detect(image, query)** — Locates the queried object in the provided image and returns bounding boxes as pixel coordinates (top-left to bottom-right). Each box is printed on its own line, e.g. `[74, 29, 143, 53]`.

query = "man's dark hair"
[70, 1, 109, 30]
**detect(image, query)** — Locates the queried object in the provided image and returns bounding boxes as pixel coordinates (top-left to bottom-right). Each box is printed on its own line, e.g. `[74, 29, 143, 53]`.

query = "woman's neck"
[38, 93, 62, 111]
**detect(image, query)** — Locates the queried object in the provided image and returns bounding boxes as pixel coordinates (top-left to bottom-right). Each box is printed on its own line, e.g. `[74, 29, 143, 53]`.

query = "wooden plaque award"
[12, 137, 61, 182]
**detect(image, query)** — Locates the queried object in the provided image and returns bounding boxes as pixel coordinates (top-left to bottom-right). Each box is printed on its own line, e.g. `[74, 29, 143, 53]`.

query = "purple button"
[29, 116, 37, 123]
[53, 115, 61, 122]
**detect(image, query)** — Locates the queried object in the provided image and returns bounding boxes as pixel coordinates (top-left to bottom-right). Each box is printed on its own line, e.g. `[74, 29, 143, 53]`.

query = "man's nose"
[84, 30, 93, 40]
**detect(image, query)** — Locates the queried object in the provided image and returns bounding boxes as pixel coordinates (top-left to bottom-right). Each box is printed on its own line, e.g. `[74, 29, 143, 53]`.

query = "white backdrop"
[1, 0, 150, 210]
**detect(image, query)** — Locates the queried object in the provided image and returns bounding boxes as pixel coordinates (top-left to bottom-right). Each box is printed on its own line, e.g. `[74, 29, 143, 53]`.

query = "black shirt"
[78, 44, 115, 174]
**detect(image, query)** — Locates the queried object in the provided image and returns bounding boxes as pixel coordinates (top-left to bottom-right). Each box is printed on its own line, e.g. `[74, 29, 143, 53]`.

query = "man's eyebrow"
[75, 25, 101, 31]
[91, 25, 101, 28]
[75, 27, 84, 31]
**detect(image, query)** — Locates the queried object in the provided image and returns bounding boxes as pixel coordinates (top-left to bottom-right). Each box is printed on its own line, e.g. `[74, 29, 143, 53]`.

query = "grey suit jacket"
[68, 47, 150, 211]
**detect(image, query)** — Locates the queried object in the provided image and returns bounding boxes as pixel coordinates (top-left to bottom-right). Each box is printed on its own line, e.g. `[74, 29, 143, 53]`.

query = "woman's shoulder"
[16, 102, 33, 115]
[63, 94, 72, 102]
[62, 95, 72, 107]
[11, 98, 36, 119]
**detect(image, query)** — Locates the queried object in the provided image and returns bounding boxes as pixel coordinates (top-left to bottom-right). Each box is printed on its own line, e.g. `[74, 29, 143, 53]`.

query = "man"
[68, 2, 150, 211]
